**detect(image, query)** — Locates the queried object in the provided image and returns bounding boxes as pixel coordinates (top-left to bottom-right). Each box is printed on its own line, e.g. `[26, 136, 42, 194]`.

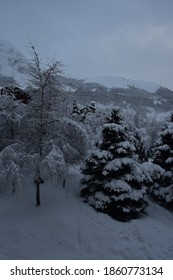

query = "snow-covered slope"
[0, 39, 27, 87]
[0, 166, 173, 260]
[87, 76, 160, 93]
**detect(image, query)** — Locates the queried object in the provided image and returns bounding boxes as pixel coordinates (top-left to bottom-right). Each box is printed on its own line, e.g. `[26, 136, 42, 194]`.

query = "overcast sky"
[1, 0, 173, 89]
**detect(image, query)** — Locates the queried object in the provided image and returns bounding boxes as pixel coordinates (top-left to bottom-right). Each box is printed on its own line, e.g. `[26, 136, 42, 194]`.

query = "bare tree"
[27, 44, 63, 206]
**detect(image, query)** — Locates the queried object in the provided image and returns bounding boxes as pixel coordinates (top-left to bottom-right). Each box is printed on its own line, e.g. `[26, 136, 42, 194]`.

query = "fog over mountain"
[0, 40, 159, 92]
[0, 39, 173, 116]
[0, 40, 27, 87]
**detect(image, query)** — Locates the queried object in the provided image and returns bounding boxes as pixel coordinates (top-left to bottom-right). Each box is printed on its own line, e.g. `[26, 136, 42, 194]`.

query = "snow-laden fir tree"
[151, 113, 173, 206]
[134, 127, 152, 163]
[80, 108, 148, 221]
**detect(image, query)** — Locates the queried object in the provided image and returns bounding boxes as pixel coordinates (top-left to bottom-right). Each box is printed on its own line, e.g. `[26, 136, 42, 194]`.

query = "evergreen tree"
[152, 113, 173, 206]
[134, 127, 151, 163]
[80, 108, 148, 221]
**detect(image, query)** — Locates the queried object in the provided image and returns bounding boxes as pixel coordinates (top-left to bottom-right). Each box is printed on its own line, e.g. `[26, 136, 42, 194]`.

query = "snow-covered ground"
[0, 166, 173, 260]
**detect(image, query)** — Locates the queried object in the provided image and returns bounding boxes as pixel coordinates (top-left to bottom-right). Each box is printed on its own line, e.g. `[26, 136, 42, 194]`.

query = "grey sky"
[1, 0, 173, 89]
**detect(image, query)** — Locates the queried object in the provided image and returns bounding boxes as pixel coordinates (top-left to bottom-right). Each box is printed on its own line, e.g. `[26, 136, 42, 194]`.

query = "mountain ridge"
[1, 39, 173, 116]
[0, 39, 164, 93]
[86, 75, 160, 93]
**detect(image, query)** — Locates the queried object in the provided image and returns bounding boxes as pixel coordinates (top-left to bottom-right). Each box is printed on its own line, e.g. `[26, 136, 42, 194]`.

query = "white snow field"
[0, 166, 173, 260]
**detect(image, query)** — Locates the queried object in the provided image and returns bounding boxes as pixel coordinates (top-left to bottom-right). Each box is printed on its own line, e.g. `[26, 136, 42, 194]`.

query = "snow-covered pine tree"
[134, 127, 151, 163]
[151, 113, 173, 206]
[71, 100, 80, 115]
[80, 108, 148, 221]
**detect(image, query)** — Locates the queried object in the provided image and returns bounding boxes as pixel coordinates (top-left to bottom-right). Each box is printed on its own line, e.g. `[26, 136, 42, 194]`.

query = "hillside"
[86, 76, 160, 93]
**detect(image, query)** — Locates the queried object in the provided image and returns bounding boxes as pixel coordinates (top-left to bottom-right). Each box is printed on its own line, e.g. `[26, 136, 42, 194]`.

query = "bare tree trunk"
[36, 182, 40, 207]
[34, 174, 44, 207]
[63, 178, 66, 188]
[12, 182, 15, 193]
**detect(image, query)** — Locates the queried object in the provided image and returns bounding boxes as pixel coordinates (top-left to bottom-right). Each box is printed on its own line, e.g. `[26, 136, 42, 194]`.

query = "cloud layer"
[1, 0, 173, 89]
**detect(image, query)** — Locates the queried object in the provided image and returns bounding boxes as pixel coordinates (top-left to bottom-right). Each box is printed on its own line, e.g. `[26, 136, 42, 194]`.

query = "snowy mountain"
[0, 39, 27, 87]
[0, 39, 173, 115]
[86, 76, 160, 93]
[0, 39, 160, 93]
